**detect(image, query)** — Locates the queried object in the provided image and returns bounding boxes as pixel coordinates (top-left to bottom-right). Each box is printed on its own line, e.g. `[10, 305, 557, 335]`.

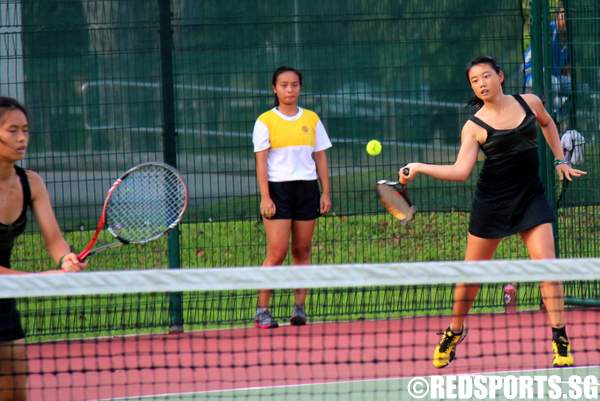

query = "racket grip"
[402, 167, 410, 176]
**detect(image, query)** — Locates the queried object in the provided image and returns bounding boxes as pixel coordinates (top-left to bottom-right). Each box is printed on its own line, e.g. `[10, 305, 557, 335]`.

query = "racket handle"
[79, 241, 126, 262]
[402, 167, 410, 176]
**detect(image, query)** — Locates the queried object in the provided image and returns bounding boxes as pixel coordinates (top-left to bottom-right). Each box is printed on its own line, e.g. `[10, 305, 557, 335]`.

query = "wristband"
[57, 245, 73, 269]
[553, 159, 569, 167]
[57, 254, 67, 269]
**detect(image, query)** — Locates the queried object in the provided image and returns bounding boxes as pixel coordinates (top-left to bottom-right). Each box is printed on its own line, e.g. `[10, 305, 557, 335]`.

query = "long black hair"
[0, 96, 29, 122]
[271, 66, 303, 107]
[465, 56, 503, 110]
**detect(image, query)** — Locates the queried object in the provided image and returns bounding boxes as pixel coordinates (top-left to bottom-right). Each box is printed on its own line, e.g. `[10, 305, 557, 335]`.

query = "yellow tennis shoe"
[552, 336, 574, 367]
[433, 326, 468, 368]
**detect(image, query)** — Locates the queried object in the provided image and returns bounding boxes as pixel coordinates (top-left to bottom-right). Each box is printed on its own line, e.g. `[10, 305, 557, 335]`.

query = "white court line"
[95, 364, 600, 400]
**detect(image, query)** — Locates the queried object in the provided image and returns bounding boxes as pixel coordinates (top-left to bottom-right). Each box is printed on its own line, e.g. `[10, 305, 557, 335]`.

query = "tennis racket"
[78, 162, 188, 261]
[375, 167, 416, 224]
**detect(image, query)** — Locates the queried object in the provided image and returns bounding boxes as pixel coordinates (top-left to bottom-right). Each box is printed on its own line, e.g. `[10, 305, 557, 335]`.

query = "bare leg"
[433, 234, 503, 368]
[519, 223, 564, 327]
[258, 218, 292, 308]
[290, 219, 316, 305]
[450, 234, 502, 331]
[0, 339, 28, 401]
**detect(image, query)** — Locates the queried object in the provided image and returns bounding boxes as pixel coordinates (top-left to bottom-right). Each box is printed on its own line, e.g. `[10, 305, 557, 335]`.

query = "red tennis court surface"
[27, 309, 600, 401]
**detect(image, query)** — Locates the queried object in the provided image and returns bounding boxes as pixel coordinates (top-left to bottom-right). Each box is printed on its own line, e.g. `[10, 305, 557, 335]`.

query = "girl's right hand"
[260, 197, 276, 219]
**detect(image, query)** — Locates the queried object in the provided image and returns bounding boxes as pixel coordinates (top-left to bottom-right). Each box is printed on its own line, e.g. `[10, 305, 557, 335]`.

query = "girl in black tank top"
[0, 166, 32, 342]
[395, 57, 586, 370]
[468, 94, 551, 239]
[0, 97, 87, 400]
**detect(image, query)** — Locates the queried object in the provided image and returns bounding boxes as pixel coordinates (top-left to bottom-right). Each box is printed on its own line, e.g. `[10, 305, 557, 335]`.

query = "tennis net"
[2, 259, 600, 401]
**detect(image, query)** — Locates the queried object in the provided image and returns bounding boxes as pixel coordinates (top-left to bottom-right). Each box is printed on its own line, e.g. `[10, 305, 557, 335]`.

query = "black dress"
[468, 94, 555, 239]
[0, 166, 32, 341]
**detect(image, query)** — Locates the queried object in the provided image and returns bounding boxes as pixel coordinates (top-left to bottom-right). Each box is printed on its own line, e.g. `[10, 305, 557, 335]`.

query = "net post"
[167, 230, 184, 334]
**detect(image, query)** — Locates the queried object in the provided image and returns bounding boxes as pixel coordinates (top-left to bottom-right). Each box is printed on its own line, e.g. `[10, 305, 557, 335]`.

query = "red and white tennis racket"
[78, 162, 188, 261]
[375, 167, 416, 224]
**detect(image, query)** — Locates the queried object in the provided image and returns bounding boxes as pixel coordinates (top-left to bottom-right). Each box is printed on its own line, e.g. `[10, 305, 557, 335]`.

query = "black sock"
[552, 326, 568, 342]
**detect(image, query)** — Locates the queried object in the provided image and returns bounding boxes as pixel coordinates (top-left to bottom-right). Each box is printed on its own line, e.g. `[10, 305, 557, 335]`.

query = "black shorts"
[0, 299, 25, 342]
[269, 180, 321, 220]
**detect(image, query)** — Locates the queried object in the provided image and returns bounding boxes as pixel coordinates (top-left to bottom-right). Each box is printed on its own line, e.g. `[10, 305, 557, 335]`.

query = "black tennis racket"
[375, 167, 416, 224]
[78, 162, 188, 261]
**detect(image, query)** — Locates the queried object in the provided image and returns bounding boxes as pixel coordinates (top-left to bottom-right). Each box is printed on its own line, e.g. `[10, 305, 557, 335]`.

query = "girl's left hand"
[320, 193, 331, 214]
[59, 253, 88, 272]
[556, 163, 587, 181]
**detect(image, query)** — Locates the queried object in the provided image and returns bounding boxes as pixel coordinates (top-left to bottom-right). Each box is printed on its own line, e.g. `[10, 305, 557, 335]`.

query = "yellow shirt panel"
[258, 109, 319, 149]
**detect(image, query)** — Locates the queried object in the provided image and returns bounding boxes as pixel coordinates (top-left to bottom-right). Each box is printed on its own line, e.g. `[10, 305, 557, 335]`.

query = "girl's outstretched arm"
[400, 122, 481, 184]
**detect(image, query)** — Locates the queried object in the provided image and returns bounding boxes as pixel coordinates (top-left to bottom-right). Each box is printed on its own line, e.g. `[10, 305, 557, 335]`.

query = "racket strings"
[381, 194, 409, 219]
[377, 185, 415, 223]
[106, 166, 186, 243]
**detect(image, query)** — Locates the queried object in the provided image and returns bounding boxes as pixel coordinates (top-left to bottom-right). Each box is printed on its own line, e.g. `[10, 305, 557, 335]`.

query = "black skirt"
[470, 191, 555, 239]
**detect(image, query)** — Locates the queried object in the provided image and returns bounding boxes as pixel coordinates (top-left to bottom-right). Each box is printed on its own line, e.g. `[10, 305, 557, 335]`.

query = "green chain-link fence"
[0, 0, 598, 270]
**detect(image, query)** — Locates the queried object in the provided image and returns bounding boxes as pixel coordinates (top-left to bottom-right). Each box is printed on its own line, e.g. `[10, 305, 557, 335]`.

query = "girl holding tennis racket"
[399, 56, 586, 369]
[252, 66, 332, 329]
[0, 97, 86, 401]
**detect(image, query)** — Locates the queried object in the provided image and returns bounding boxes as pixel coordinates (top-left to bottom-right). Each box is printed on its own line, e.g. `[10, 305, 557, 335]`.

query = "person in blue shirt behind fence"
[523, 4, 571, 124]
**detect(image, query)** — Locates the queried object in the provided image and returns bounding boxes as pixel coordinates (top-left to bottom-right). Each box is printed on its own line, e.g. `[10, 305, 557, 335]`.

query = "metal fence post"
[158, 0, 184, 333]
[531, 0, 560, 256]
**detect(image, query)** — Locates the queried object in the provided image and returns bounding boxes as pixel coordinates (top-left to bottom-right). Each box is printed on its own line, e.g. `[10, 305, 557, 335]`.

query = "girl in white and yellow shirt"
[252, 66, 332, 329]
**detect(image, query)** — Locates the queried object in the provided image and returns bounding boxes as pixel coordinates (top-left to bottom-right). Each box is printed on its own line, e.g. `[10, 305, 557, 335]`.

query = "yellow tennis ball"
[366, 139, 382, 156]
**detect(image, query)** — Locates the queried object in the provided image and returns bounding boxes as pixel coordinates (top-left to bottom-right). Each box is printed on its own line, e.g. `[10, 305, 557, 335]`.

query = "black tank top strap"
[14, 166, 32, 209]
[513, 94, 534, 117]
[468, 115, 496, 133]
